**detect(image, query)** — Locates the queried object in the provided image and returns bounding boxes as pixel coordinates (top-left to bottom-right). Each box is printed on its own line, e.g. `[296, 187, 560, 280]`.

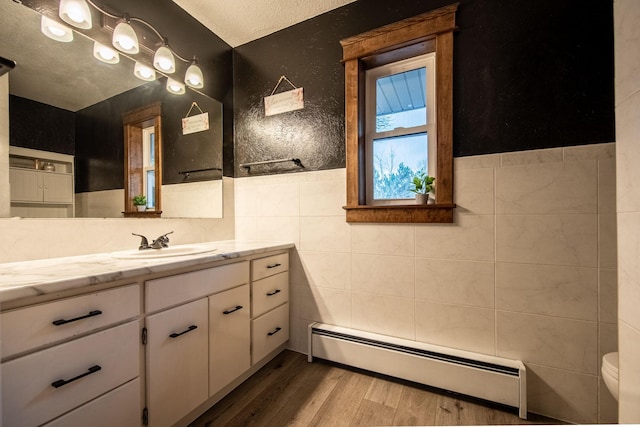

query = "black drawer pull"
[169, 325, 198, 338]
[223, 305, 243, 315]
[52, 365, 102, 388]
[266, 263, 282, 269]
[267, 327, 282, 336]
[266, 289, 281, 296]
[52, 310, 102, 326]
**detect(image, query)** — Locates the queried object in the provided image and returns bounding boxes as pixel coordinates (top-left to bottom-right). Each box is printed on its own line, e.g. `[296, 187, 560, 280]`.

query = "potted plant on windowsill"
[133, 195, 147, 212]
[410, 172, 435, 205]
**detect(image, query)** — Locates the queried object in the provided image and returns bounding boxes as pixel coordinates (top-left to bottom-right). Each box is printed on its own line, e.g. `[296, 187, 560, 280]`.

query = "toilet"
[602, 352, 619, 401]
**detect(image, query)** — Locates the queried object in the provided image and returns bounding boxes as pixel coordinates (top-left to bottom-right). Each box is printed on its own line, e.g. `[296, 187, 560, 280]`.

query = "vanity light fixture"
[58, 0, 92, 29]
[134, 61, 156, 81]
[185, 58, 204, 89]
[153, 42, 175, 74]
[112, 16, 139, 54]
[37, 0, 203, 93]
[93, 42, 119, 64]
[41, 15, 73, 42]
[166, 78, 185, 95]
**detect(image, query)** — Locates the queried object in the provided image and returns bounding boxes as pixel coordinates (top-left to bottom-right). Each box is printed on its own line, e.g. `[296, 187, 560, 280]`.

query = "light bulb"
[93, 42, 119, 64]
[134, 62, 156, 81]
[153, 46, 175, 74]
[59, 0, 92, 29]
[112, 20, 139, 54]
[41, 16, 73, 42]
[166, 78, 185, 94]
[185, 63, 204, 88]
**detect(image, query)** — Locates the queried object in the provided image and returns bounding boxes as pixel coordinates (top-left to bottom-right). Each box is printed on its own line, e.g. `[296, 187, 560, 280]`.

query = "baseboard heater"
[308, 323, 527, 419]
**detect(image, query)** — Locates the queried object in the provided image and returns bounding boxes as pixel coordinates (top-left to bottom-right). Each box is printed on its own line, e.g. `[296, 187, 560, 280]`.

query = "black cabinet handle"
[266, 263, 281, 269]
[266, 289, 281, 296]
[169, 325, 197, 338]
[223, 305, 243, 315]
[52, 365, 102, 388]
[267, 327, 282, 336]
[52, 310, 102, 326]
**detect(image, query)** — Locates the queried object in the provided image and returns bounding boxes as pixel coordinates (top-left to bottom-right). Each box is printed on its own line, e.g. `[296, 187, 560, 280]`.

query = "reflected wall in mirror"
[0, 0, 224, 219]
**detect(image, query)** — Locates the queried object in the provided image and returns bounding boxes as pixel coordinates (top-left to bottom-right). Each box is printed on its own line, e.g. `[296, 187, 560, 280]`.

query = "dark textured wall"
[234, 0, 615, 176]
[9, 95, 75, 155]
[75, 80, 222, 193]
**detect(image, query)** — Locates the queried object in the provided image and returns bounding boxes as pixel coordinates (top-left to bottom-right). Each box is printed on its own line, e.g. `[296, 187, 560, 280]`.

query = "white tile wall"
[234, 142, 617, 423]
[616, 0, 640, 422]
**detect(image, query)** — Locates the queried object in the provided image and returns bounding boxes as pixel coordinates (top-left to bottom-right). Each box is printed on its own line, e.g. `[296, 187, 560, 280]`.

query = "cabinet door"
[43, 173, 73, 203]
[9, 168, 43, 202]
[146, 299, 208, 427]
[209, 284, 250, 397]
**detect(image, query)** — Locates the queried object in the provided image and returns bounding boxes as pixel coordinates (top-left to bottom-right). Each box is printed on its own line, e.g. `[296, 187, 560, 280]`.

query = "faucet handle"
[132, 233, 150, 250]
[151, 231, 174, 249]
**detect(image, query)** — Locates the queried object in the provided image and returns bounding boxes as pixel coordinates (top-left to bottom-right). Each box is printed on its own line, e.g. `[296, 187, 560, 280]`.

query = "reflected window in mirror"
[123, 102, 162, 218]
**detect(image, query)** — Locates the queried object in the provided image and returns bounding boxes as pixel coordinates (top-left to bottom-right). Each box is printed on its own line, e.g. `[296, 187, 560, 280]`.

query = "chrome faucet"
[132, 231, 174, 250]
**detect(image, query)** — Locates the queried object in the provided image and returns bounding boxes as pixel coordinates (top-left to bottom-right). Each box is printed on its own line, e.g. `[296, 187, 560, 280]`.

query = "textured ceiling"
[172, 0, 357, 47]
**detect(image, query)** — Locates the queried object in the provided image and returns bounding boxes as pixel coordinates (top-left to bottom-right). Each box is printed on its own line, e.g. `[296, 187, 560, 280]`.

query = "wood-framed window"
[341, 3, 458, 223]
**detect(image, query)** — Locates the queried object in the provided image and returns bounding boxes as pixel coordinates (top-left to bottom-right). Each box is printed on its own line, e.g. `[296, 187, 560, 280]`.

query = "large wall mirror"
[0, 1, 224, 219]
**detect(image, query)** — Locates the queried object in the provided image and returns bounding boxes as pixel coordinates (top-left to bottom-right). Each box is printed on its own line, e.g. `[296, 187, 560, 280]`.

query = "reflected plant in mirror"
[0, 0, 224, 219]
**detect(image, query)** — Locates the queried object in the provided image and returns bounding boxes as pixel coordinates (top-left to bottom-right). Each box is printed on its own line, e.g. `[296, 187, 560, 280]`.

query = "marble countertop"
[0, 241, 294, 305]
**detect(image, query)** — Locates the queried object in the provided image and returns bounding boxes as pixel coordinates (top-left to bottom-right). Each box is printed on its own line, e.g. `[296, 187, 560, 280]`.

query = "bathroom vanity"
[0, 241, 292, 427]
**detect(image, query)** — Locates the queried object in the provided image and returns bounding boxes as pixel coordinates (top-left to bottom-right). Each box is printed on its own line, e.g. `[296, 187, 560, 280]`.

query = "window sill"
[122, 211, 163, 218]
[343, 204, 455, 223]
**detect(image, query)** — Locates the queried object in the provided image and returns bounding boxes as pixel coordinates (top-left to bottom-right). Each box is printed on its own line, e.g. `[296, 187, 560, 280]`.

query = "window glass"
[375, 68, 427, 132]
[146, 170, 155, 208]
[373, 133, 428, 200]
[143, 126, 155, 208]
[366, 53, 435, 204]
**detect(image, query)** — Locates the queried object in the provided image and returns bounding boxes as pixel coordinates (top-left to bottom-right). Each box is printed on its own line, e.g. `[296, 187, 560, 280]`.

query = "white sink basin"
[111, 244, 215, 259]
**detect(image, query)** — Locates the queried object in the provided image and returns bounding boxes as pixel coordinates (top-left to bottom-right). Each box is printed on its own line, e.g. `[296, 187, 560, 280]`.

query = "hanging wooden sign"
[264, 76, 304, 116]
[182, 102, 210, 135]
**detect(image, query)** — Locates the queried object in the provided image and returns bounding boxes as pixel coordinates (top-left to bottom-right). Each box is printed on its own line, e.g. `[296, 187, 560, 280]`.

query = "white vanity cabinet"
[0, 285, 141, 427]
[143, 261, 250, 426]
[0, 246, 292, 427]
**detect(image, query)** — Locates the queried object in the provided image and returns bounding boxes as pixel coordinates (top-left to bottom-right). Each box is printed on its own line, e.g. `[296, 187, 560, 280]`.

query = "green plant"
[132, 194, 146, 206]
[409, 172, 435, 195]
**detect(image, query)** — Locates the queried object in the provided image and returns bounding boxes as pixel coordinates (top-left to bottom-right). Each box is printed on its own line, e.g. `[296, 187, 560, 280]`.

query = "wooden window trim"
[341, 3, 458, 223]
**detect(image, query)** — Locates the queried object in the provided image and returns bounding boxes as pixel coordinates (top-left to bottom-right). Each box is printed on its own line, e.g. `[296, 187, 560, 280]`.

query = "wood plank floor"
[189, 350, 561, 427]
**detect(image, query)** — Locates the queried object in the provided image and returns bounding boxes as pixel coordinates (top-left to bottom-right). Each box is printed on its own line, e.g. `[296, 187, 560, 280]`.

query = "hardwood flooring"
[189, 350, 561, 427]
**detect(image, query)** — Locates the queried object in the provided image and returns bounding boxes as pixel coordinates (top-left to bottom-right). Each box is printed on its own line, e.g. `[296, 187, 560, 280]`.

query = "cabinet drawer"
[1, 284, 139, 359]
[251, 303, 289, 365]
[251, 252, 289, 281]
[252, 272, 289, 318]
[209, 284, 250, 397]
[2, 321, 139, 427]
[43, 378, 141, 427]
[146, 261, 249, 312]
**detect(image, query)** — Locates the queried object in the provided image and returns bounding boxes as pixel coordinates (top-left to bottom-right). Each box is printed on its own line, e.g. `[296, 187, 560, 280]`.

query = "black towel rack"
[178, 167, 222, 178]
[239, 158, 303, 172]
